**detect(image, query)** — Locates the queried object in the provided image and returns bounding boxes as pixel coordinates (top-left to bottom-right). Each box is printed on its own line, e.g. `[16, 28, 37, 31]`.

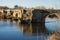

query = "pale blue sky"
[0, 0, 60, 9]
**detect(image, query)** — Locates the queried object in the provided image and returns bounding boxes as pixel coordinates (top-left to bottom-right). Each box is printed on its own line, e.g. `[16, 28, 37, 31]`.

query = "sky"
[0, 0, 60, 9]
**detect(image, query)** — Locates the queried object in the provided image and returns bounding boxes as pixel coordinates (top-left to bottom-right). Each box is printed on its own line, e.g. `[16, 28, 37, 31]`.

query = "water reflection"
[19, 22, 49, 40]
[45, 18, 60, 32]
[0, 19, 60, 35]
[0, 19, 60, 33]
[0, 19, 49, 40]
[19, 23, 49, 36]
[0, 18, 60, 40]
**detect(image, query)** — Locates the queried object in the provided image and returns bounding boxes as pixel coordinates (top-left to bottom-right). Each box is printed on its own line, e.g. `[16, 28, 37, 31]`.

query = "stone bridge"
[21, 9, 60, 23]
[21, 9, 60, 32]
[32, 9, 60, 32]
[32, 9, 50, 22]
[31, 9, 50, 32]
[46, 13, 60, 19]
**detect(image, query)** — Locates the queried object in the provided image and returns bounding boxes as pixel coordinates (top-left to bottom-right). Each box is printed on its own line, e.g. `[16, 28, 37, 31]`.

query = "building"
[0, 9, 3, 18]
[0, 6, 60, 23]
[0, 6, 23, 19]
[0, 6, 9, 18]
[21, 8, 33, 23]
[11, 8, 23, 19]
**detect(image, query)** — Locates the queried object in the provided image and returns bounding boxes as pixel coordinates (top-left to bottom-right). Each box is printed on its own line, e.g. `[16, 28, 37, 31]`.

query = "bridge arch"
[32, 9, 50, 22]
[32, 9, 51, 32]
[46, 13, 60, 19]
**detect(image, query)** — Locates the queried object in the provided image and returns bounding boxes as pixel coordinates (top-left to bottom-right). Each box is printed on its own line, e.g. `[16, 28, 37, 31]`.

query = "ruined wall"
[12, 9, 23, 19]
[21, 9, 33, 22]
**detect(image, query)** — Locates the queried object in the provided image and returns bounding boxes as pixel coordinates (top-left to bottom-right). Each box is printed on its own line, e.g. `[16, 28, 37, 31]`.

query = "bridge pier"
[32, 9, 50, 32]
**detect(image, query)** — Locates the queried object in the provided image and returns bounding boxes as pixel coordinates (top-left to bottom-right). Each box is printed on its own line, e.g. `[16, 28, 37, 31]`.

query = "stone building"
[0, 6, 60, 23]
[0, 6, 9, 18]
[21, 8, 33, 23]
[0, 6, 23, 19]
[3, 9, 11, 18]
[0, 9, 3, 18]
[11, 8, 23, 19]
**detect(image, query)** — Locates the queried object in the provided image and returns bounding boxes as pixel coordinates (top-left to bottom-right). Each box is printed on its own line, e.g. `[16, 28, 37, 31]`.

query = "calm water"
[0, 18, 60, 40]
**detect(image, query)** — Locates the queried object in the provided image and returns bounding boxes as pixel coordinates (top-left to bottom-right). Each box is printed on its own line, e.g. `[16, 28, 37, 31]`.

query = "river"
[0, 18, 60, 40]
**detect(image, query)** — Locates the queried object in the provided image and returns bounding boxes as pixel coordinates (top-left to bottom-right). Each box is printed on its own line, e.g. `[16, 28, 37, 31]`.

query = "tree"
[14, 5, 18, 8]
